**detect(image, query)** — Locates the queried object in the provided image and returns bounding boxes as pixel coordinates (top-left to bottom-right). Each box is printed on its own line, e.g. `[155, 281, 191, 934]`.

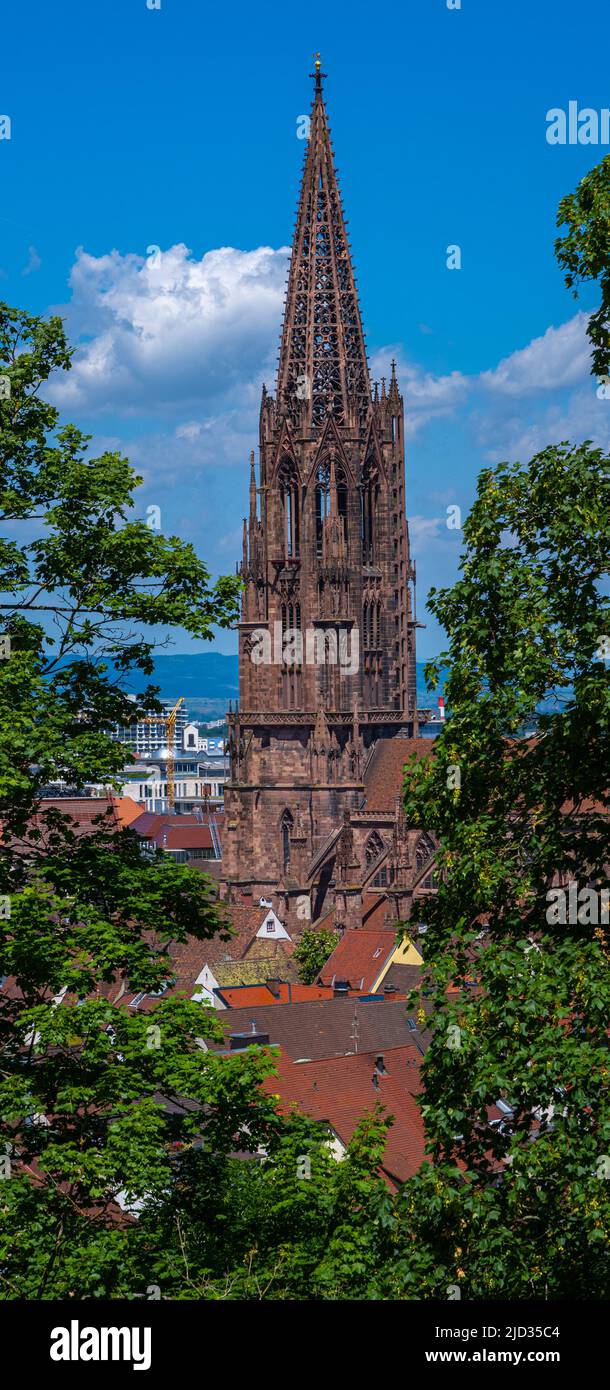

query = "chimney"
[229, 1030, 271, 1051]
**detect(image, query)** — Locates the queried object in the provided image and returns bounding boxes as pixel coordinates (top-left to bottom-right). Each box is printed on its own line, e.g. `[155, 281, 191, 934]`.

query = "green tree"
[0, 303, 401, 1301]
[555, 152, 610, 380]
[401, 441, 610, 1298]
[0, 303, 280, 1297]
[293, 926, 339, 985]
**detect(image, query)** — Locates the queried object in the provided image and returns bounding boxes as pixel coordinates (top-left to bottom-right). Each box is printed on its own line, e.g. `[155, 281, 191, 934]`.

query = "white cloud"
[476, 385, 610, 464]
[408, 515, 445, 546]
[21, 245, 41, 277]
[49, 242, 289, 416]
[47, 242, 609, 510]
[480, 312, 593, 397]
[370, 346, 469, 437]
[175, 421, 203, 439]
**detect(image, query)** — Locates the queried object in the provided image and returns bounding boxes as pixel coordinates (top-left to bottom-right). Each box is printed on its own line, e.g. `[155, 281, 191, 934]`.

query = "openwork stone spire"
[276, 62, 371, 432]
[223, 64, 421, 922]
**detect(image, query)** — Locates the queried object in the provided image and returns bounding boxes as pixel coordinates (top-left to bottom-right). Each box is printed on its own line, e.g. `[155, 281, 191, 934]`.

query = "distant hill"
[116, 653, 443, 718]
[112, 653, 564, 723]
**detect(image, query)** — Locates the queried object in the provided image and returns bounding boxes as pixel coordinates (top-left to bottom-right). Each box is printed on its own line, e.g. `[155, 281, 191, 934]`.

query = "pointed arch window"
[279, 459, 299, 559]
[361, 459, 379, 564]
[372, 866, 389, 887]
[415, 833, 435, 873]
[316, 458, 348, 556]
[336, 465, 348, 530]
[280, 809, 294, 871]
[315, 462, 330, 558]
[365, 831, 384, 865]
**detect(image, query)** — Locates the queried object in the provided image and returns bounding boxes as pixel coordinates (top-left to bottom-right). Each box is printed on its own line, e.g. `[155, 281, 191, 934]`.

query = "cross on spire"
[309, 51, 326, 93]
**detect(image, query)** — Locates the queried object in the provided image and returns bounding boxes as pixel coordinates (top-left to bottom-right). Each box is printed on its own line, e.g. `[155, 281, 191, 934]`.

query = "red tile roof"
[6, 798, 121, 853]
[129, 811, 220, 851]
[364, 737, 433, 812]
[217, 982, 337, 1008]
[112, 796, 146, 827]
[263, 1044, 426, 1187]
[320, 928, 399, 991]
[158, 826, 215, 851]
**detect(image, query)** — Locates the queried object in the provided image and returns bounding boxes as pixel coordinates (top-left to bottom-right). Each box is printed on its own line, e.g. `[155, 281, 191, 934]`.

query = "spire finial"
[310, 52, 326, 93]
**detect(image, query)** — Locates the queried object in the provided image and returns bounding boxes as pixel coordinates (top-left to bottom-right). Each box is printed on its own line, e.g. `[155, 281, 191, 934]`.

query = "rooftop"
[363, 737, 433, 813]
[263, 1044, 426, 1188]
[218, 994, 426, 1062]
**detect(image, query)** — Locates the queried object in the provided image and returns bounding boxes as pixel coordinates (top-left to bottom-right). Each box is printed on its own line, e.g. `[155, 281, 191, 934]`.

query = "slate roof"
[218, 995, 422, 1061]
[381, 963, 424, 996]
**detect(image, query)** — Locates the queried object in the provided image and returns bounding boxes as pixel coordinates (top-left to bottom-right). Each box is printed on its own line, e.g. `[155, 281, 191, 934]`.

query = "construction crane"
[140, 697, 184, 812]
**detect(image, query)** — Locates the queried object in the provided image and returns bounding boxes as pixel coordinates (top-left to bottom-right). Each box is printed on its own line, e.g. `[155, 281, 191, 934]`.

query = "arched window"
[316, 458, 348, 556]
[279, 459, 299, 559]
[315, 463, 329, 557]
[281, 603, 301, 636]
[336, 465, 348, 530]
[365, 831, 384, 865]
[361, 459, 379, 564]
[372, 865, 389, 887]
[280, 809, 294, 871]
[415, 834, 435, 872]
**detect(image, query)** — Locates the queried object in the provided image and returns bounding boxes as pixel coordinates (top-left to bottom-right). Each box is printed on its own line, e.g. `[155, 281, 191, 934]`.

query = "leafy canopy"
[400, 441, 610, 1299]
[556, 152, 610, 380]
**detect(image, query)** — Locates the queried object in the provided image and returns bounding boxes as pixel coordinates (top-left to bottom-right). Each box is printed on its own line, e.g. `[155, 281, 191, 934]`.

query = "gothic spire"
[249, 449, 257, 524]
[276, 63, 371, 432]
[388, 357, 401, 409]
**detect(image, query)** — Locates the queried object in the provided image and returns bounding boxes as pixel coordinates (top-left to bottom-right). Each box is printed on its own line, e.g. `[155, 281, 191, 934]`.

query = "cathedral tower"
[222, 61, 418, 920]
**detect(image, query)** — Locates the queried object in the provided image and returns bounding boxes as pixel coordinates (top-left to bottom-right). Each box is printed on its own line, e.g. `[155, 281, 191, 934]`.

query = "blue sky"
[1, 0, 609, 658]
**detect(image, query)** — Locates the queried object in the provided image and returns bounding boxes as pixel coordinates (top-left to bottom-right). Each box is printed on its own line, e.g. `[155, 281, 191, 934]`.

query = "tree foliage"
[401, 441, 610, 1298]
[0, 304, 397, 1300]
[293, 927, 339, 985]
[555, 152, 610, 380]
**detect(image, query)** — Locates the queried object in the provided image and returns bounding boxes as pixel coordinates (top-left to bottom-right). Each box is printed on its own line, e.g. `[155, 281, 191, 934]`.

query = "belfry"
[222, 63, 433, 930]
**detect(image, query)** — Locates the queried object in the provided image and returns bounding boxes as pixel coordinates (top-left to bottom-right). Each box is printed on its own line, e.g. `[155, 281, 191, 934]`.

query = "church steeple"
[223, 66, 420, 920]
[276, 62, 371, 432]
[237, 66, 416, 722]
